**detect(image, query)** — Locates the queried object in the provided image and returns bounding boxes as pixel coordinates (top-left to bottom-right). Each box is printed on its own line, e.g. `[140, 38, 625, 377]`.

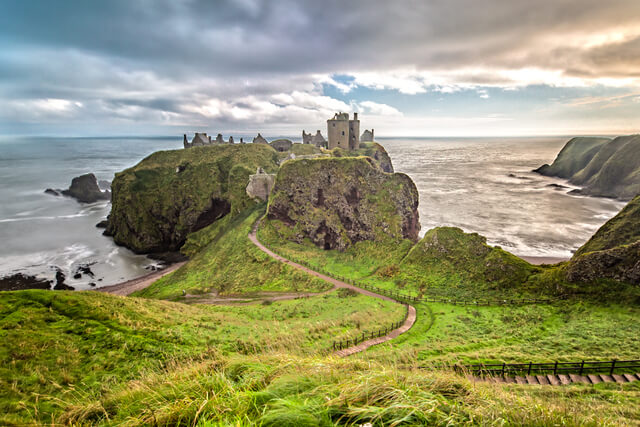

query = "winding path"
[249, 220, 417, 357]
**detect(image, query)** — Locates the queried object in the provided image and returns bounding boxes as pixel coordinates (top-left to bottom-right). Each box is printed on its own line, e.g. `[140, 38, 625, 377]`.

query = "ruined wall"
[246, 168, 276, 201]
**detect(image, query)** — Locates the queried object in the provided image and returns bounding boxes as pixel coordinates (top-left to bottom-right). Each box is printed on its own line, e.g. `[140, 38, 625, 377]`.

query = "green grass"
[136, 207, 332, 300]
[0, 289, 404, 424]
[56, 354, 640, 426]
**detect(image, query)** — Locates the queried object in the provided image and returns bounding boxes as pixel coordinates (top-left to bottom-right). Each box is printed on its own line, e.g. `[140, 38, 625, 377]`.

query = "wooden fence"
[332, 303, 409, 351]
[459, 359, 640, 377]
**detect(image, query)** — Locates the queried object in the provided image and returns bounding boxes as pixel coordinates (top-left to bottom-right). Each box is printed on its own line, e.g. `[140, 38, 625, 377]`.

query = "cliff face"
[566, 195, 640, 285]
[106, 144, 279, 253]
[535, 134, 640, 200]
[266, 156, 418, 250]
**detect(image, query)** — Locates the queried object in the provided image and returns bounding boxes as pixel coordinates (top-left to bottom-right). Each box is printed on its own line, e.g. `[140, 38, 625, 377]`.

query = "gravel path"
[98, 262, 186, 296]
[249, 220, 417, 356]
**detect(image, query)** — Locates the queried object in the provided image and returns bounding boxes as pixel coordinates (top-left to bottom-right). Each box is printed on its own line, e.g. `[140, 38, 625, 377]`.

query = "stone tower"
[327, 112, 359, 150]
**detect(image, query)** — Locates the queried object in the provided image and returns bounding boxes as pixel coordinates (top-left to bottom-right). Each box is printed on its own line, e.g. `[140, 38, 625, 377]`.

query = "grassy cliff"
[106, 144, 280, 253]
[536, 134, 640, 200]
[266, 156, 418, 251]
[535, 136, 610, 179]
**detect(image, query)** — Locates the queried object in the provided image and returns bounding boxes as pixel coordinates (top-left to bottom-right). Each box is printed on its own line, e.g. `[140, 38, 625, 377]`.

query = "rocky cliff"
[535, 134, 640, 200]
[566, 195, 640, 285]
[106, 144, 279, 253]
[265, 156, 418, 250]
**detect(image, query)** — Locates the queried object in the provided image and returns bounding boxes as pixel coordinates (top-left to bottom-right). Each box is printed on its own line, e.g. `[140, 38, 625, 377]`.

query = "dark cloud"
[0, 0, 638, 134]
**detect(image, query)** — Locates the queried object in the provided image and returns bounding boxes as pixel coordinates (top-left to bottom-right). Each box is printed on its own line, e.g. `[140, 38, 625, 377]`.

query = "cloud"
[357, 101, 402, 117]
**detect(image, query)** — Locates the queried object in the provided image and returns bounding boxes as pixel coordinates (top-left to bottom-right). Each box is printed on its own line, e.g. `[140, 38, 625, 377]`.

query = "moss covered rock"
[266, 156, 418, 251]
[106, 144, 279, 253]
[400, 227, 536, 290]
[566, 195, 640, 285]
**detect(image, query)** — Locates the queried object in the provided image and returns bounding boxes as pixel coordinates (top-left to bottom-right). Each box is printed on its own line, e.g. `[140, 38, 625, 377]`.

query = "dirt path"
[249, 221, 417, 356]
[98, 262, 186, 296]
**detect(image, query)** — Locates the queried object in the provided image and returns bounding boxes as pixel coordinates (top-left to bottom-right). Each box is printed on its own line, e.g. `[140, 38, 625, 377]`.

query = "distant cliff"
[535, 135, 640, 200]
[106, 144, 279, 254]
[266, 156, 418, 250]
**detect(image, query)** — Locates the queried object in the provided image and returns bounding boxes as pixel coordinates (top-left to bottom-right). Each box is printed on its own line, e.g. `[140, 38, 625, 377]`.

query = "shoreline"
[97, 261, 186, 296]
[518, 255, 569, 265]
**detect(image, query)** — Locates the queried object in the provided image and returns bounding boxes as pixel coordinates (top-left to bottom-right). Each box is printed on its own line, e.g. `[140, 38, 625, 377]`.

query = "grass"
[55, 354, 640, 426]
[0, 289, 404, 424]
[135, 207, 332, 300]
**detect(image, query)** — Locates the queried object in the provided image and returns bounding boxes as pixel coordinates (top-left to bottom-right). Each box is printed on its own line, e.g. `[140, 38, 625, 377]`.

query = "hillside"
[535, 136, 610, 178]
[535, 134, 640, 200]
[266, 156, 418, 251]
[106, 144, 280, 253]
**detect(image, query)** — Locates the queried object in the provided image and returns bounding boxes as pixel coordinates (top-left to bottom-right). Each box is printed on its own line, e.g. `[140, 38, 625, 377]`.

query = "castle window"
[342, 131, 345, 135]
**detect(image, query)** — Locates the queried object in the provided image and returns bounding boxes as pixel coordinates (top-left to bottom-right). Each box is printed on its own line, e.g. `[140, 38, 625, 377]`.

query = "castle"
[326, 112, 360, 150]
[184, 112, 370, 151]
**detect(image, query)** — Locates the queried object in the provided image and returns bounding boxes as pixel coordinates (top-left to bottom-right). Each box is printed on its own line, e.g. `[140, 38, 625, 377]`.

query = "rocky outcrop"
[266, 156, 419, 251]
[106, 144, 280, 254]
[60, 173, 111, 203]
[0, 274, 51, 291]
[535, 134, 640, 200]
[566, 194, 640, 285]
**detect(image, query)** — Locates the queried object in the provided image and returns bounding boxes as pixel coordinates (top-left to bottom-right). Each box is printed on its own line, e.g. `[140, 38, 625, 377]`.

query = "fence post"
[553, 361, 558, 375]
[579, 360, 584, 376]
[502, 363, 505, 377]
[333, 341, 335, 351]
[610, 359, 616, 376]
[528, 362, 532, 375]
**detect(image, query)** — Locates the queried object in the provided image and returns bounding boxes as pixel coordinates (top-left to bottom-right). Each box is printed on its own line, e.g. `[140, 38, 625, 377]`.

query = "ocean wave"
[0, 212, 93, 223]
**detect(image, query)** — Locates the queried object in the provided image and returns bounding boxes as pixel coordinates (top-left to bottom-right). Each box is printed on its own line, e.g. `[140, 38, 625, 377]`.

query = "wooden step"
[547, 375, 561, 386]
[612, 374, 628, 383]
[515, 376, 527, 385]
[587, 374, 602, 384]
[599, 374, 615, 383]
[526, 375, 539, 385]
[558, 374, 572, 385]
[536, 375, 550, 385]
[569, 374, 590, 384]
[623, 374, 637, 383]
[504, 376, 516, 384]
[491, 377, 505, 384]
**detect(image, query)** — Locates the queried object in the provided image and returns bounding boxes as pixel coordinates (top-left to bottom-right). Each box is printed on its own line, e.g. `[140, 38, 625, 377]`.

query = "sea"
[0, 136, 627, 290]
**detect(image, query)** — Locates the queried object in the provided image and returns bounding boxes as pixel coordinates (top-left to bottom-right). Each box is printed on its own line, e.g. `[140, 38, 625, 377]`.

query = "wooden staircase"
[477, 372, 640, 385]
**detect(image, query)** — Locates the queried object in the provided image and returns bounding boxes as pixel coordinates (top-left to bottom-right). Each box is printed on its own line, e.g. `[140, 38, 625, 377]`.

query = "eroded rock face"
[567, 241, 640, 285]
[61, 173, 111, 203]
[266, 156, 419, 250]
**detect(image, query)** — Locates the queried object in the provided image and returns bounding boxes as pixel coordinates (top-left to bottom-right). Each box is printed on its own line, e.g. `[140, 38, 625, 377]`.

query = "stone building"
[270, 139, 293, 152]
[246, 167, 276, 201]
[183, 132, 211, 148]
[361, 129, 374, 142]
[327, 112, 359, 150]
[303, 130, 327, 148]
[253, 133, 268, 144]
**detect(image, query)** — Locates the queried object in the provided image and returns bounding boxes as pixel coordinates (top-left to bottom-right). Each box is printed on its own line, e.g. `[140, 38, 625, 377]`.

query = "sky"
[0, 0, 639, 137]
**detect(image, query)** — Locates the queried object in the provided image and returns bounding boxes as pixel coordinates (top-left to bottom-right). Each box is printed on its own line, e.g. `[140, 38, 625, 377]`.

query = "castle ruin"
[246, 167, 276, 201]
[361, 129, 374, 142]
[183, 132, 235, 148]
[327, 112, 359, 150]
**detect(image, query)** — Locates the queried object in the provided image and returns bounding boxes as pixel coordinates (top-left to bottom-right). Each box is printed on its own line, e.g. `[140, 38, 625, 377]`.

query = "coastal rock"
[61, 173, 111, 203]
[266, 156, 419, 250]
[106, 144, 280, 253]
[53, 269, 74, 291]
[535, 134, 640, 200]
[0, 273, 52, 291]
[44, 188, 61, 196]
[566, 195, 640, 285]
[95, 220, 109, 228]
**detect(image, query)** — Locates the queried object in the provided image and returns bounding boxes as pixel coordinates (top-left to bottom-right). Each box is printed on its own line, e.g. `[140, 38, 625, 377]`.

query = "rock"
[89, 282, 96, 287]
[53, 269, 74, 291]
[147, 251, 188, 264]
[106, 144, 280, 253]
[547, 183, 568, 189]
[73, 264, 95, 278]
[73, 273, 82, 279]
[44, 188, 61, 196]
[535, 134, 640, 200]
[95, 220, 109, 228]
[266, 156, 419, 251]
[0, 273, 51, 291]
[61, 173, 111, 203]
